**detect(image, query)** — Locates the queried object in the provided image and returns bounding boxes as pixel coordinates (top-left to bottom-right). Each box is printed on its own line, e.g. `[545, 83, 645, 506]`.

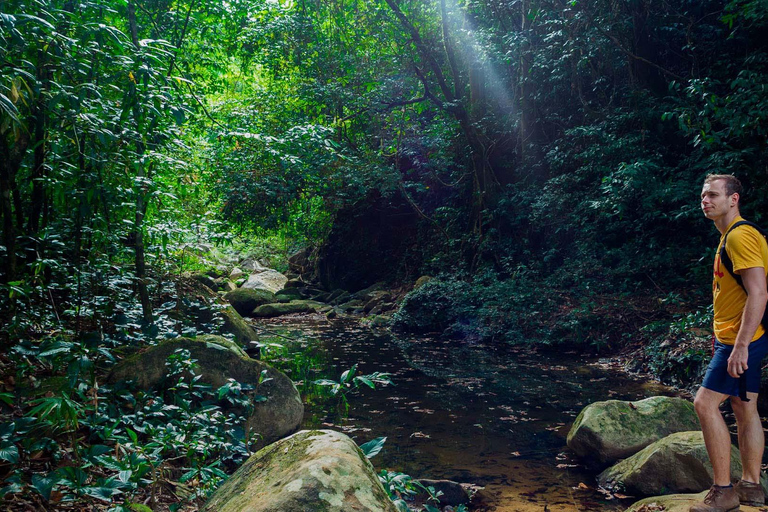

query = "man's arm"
[728, 266, 768, 378]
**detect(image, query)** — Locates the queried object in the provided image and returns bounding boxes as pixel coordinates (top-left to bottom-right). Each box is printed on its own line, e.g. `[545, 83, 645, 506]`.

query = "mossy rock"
[252, 300, 324, 318]
[174, 278, 258, 346]
[107, 335, 303, 448]
[204, 430, 397, 512]
[275, 288, 304, 303]
[224, 288, 276, 317]
[191, 272, 218, 290]
[598, 431, 742, 496]
[567, 396, 699, 466]
[625, 491, 767, 512]
[413, 275, 432, 290]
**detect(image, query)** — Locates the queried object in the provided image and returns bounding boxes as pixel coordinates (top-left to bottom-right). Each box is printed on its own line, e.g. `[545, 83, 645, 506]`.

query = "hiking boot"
[689, 485, 740, 512]
[734, 479, 765, 506]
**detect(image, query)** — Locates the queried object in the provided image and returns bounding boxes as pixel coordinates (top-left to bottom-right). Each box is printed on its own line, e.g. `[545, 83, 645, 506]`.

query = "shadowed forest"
[1, 0, 768, 510]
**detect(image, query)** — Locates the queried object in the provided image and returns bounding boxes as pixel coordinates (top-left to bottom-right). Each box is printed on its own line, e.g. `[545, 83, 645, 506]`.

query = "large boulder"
[566, 396, 699, 466]
[224, 288, 276, 317]
[107, 335, 303, 447]
[598, 431, 742, 495]
[173, 278, 258, 346]
[241, 269, 289, 293]
[204, 430, 397, 512]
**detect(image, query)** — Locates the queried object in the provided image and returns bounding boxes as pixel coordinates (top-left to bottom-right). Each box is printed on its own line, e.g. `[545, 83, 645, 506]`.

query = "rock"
[364, 291, 392, 313]
[288, 247, 312, 274]
[108, 335, 303, 447]
[240, 257, 267, 273]
[327, 289, 348, 303]
[224, 288, 276, 317]
[242, 269, 289, 293]
[338, 299, 365, 313]
[312, 292, 331, 302]
[353, 281, 387, 301]
[220, 280, 237, 292]
[252, 301, 323, 318]
[275, 288, 304, 303]
[566, 396, 699, 466]
[598, 431, 743, 495]
[414, 275, 432, 290]
[191, 272, 217, 290]
[367, 315, 391, 328]
[174, 278, 258, 346]
[626, 492, 708, 512]
[229, 267, 245, 280]
[416, 479, 470, 508]
[626, 491, 767, 512]
[284, 278, 305, 289]
[204, 430, 397, 512]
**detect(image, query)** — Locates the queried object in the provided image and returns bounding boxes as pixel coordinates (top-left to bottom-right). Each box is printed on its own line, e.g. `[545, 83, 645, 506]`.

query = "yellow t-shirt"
[713, 217, 768, 344]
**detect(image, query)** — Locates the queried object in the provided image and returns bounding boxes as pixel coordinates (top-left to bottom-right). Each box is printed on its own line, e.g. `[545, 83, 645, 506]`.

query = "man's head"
[701, 174, 742, 222]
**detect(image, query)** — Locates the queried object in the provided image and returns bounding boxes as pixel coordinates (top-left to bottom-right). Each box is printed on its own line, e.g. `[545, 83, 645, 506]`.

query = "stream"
[251, 315, 683, 511]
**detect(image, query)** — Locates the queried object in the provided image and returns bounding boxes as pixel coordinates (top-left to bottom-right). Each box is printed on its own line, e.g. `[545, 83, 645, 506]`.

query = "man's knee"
[694, 387, 725, 417]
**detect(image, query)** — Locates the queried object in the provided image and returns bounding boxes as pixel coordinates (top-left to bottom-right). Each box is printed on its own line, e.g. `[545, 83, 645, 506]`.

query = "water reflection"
[252, 316, 681, 511]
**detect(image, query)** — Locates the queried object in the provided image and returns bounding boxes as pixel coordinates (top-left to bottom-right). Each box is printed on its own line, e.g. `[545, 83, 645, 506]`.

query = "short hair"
[705, 174, 743, 198]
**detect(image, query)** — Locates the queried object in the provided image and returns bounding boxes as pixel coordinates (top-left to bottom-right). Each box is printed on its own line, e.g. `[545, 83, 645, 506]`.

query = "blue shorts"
[701, 332, 768, 397]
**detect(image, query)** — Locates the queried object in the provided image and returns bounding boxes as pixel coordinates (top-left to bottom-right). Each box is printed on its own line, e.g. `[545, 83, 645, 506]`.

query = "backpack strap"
[719, 220, 768, 289]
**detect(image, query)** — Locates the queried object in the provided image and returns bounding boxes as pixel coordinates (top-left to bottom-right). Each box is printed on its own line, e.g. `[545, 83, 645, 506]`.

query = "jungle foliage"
[2, 0, 768, 508]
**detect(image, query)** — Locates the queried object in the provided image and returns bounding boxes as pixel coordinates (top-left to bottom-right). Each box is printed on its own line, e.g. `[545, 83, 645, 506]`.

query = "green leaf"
[0, 443, 18, 464]
[31, 473, 59, 501]
[126, 427, 138, 444]
[359, 436, 386, 459]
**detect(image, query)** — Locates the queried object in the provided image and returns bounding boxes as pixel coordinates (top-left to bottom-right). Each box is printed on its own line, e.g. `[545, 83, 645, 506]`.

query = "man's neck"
[714, 209, 741, 234]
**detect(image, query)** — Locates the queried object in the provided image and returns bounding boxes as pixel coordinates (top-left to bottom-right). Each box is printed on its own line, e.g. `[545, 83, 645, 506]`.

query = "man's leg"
[694, 386, 732, 486]
[730, 391, 763, 483]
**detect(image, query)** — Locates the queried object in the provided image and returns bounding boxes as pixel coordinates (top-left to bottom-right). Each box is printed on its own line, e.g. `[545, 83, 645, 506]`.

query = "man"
[692, 174, 768, 512]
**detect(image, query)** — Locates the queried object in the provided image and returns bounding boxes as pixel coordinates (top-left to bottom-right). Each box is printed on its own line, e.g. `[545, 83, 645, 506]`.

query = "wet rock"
[242, 270, 289, 293]
[252, 300, 324, 318]
[204, 430, 397, 512]
[224, 288, 276, 317]
[174, 278, 258, 346]
[416, 479, 470, 508]
[108, 335, 303, 448]
[566, 396, 699, 466]
[598, 431, 742, 495]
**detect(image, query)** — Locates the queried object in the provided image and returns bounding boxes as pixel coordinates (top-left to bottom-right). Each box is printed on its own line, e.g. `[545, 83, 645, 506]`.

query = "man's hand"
[727, 345, 749, 378]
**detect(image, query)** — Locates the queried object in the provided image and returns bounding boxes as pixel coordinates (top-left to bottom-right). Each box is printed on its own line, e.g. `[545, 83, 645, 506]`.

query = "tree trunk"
[128, 0, 153, 324]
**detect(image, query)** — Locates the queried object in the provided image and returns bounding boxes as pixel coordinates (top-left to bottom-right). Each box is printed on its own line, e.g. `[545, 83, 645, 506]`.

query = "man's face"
[701, 179, 736, 220]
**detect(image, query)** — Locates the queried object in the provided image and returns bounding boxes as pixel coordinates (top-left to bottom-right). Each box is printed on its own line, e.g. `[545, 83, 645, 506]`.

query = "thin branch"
[592, 23, 684, 81]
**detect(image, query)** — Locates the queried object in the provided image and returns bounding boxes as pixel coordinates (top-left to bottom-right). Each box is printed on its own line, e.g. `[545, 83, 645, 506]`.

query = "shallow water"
[252, 316, 683, 511]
